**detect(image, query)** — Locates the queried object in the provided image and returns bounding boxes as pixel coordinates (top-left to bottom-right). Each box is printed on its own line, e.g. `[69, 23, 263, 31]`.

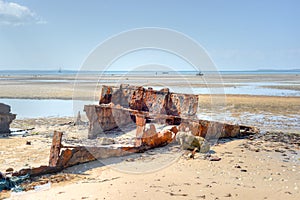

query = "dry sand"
[1, 133, 299, 200]
[0, 73, 299, 199]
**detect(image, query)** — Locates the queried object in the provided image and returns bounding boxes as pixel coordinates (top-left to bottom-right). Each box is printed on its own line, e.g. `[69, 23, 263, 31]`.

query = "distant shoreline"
[0, 69, 299, 76]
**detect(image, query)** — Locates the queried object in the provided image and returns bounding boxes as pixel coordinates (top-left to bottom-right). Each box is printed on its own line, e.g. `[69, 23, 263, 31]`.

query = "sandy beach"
[1, 0, 299, 199]
[0, 73, 299, 199]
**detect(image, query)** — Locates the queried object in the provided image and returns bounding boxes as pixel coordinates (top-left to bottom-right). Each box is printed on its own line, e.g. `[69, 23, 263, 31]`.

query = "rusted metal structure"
[84, 84, 257, 142]
[12, 129, 175, 177]
[9, 84, 258, 178]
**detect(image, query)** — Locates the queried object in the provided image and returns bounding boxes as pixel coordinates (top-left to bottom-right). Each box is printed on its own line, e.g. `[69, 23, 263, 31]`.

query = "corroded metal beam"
[49, 131, 63, 167]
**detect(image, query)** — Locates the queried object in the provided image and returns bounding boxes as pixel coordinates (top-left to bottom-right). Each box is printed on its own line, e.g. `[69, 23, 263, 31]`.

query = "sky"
[0, 0, 299, 71]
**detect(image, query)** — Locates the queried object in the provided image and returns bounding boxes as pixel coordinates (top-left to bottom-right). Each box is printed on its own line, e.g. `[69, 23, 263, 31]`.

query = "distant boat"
[58, 67, 62, 73]
[196, 71, 204, 76]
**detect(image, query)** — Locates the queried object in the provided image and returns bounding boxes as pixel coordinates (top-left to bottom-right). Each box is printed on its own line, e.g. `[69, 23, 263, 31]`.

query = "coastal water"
[0, 69, 299, 76]
[0, 99, 74, 119]
[152, 84, 300, 97]
[0, 70, 299, 118]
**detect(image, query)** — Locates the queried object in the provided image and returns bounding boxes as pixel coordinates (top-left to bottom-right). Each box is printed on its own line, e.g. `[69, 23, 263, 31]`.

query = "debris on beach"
[241, 131, 300, 156]
[176, 131, 210, 153]
[0, 172, 29, 192]
[1, 84, 260, 191]
[0, 103, 16, 137]
[84, 84, 258, 140]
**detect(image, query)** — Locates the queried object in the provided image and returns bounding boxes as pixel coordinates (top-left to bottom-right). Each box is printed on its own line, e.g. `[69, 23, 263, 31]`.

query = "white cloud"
[0, 0, 45, 25]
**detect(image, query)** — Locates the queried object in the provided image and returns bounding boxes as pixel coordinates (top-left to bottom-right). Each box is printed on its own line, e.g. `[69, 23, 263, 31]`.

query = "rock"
[0, 103, 16, 135]
[26, 141, 31, 145]
[126, 158, 134, 162]
[209, 157, 221, 161]
[176, 131, 195, 150]
[225, 193, 232, 197]
[98, 137, 115, 145]
[176, 131, 210, 153]
[199, 142, 210, 153]
[5, 168, 14, 173]
[0, 103, 10, 114]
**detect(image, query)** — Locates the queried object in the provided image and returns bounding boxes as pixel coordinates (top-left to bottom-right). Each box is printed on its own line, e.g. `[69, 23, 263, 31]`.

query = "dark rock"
[0, 103, 16, 135]
[0, 103, 10, 114]
[209, 157, 221, 161]
[225, 193, 232, 197]
[5, 168, 14, 173]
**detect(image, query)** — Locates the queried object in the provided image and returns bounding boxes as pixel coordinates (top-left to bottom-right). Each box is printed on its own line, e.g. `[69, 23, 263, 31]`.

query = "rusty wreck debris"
[0, 103, 16, 136]
[7, 84, 258, 179]
[84, 84, 258, 140]
[11, 129, 175, 178]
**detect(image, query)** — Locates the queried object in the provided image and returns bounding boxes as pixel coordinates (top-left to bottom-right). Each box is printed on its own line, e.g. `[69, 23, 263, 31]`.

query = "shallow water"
[197, 111, 300, 133]
[0, 98, 74, 119]
[152, 85, 300, 96]
[193, 85, 300, 96]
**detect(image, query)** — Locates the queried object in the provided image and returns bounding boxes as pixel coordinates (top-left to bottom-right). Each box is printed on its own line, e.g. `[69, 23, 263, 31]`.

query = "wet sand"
[1, 73, 299, 133]
[0, 73, 299, 99]
[0, 73, 299, 199]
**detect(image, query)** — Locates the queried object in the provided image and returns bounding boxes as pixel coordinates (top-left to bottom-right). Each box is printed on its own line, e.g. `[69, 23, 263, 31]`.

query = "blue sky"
[0, 0, 299, 71]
